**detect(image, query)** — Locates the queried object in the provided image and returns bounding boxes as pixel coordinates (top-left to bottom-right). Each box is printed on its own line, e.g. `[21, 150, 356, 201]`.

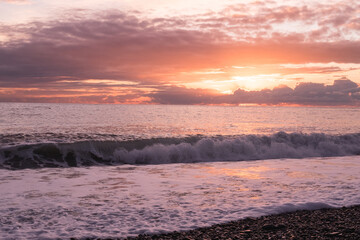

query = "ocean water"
[0, 102, 359, 239]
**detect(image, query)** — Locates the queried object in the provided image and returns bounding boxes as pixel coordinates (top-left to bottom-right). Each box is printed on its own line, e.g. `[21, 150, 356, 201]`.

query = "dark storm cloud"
[149, 80, 360, 106]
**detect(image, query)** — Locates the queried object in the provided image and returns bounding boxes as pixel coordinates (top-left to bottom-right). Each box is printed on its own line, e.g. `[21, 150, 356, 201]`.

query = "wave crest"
[1, 132, 360, 169]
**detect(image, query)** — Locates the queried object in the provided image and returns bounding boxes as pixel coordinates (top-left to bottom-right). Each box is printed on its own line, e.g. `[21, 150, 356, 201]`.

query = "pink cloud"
[1, 2, 360, 104]
[0, 0, 28, 3]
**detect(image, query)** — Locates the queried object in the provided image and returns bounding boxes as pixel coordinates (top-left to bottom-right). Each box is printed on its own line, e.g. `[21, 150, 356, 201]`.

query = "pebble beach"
[126, 205, 360, 240]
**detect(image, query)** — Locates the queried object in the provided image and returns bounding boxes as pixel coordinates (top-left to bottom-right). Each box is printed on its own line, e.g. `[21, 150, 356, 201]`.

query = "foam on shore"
[0, 156, 359, 239]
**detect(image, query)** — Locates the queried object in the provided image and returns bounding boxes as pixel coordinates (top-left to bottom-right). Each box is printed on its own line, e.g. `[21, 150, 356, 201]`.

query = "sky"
[1, 0, 360, 105]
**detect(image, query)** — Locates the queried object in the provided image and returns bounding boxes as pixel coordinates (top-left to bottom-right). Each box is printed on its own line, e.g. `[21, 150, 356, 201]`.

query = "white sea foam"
[113, 132, 360, 164]
[0, 156, 359, 239]
[1, 132, 360, 169]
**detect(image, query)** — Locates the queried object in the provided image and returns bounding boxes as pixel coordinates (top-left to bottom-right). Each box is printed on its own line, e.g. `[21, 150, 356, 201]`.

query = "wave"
[1, 132, 360, 170]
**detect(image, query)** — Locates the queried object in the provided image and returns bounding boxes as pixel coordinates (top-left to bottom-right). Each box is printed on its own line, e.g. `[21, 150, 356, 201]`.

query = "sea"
[0, 102, 359, 239]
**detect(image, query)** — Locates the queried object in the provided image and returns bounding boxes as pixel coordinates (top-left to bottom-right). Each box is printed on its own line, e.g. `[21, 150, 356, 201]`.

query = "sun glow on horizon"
[1, 0, 360, 105]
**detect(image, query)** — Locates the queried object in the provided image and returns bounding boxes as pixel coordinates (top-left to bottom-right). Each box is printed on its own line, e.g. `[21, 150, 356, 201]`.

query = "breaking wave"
[1, 132, 360, 169]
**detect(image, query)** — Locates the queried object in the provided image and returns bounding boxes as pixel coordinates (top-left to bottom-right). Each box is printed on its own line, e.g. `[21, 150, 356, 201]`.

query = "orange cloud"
[1, 1, 360, 104]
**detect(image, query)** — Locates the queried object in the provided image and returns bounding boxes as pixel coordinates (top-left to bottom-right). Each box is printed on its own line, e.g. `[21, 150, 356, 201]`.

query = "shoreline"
[124, 205, 360, 240]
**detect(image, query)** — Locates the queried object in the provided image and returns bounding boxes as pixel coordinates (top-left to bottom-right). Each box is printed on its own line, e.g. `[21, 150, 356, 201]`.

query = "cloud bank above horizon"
[1, 0, 360, 106]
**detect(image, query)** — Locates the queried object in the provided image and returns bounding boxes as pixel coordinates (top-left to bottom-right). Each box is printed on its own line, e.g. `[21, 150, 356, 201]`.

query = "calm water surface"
[0, 103, 359, 145]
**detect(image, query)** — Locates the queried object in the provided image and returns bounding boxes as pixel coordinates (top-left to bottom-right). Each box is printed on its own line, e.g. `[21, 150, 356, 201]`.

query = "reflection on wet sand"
[202, 166, 271, 179]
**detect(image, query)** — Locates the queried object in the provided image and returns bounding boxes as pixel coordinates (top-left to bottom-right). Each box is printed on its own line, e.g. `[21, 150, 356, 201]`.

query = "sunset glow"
[2, 2, 360, 238]
[1, 0, 360, 105]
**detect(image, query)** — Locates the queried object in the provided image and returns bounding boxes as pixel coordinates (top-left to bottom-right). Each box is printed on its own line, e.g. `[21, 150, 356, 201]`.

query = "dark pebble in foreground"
[74, 205, 360, 240]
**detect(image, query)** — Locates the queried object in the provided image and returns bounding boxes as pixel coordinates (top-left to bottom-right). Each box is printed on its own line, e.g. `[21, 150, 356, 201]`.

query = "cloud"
[2, 79, 358, 106]
[0, 0, 29, 4]
[1, 2, 360, 104]
[228, 79, 360, 106]
[148, 86, 221, 105]
[149, 79, 360, 106]
[2, 11, 360, 88]
[0, 12, 228, 88]
[0, 87, 150, 104]
[196, 1, 360, 42]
